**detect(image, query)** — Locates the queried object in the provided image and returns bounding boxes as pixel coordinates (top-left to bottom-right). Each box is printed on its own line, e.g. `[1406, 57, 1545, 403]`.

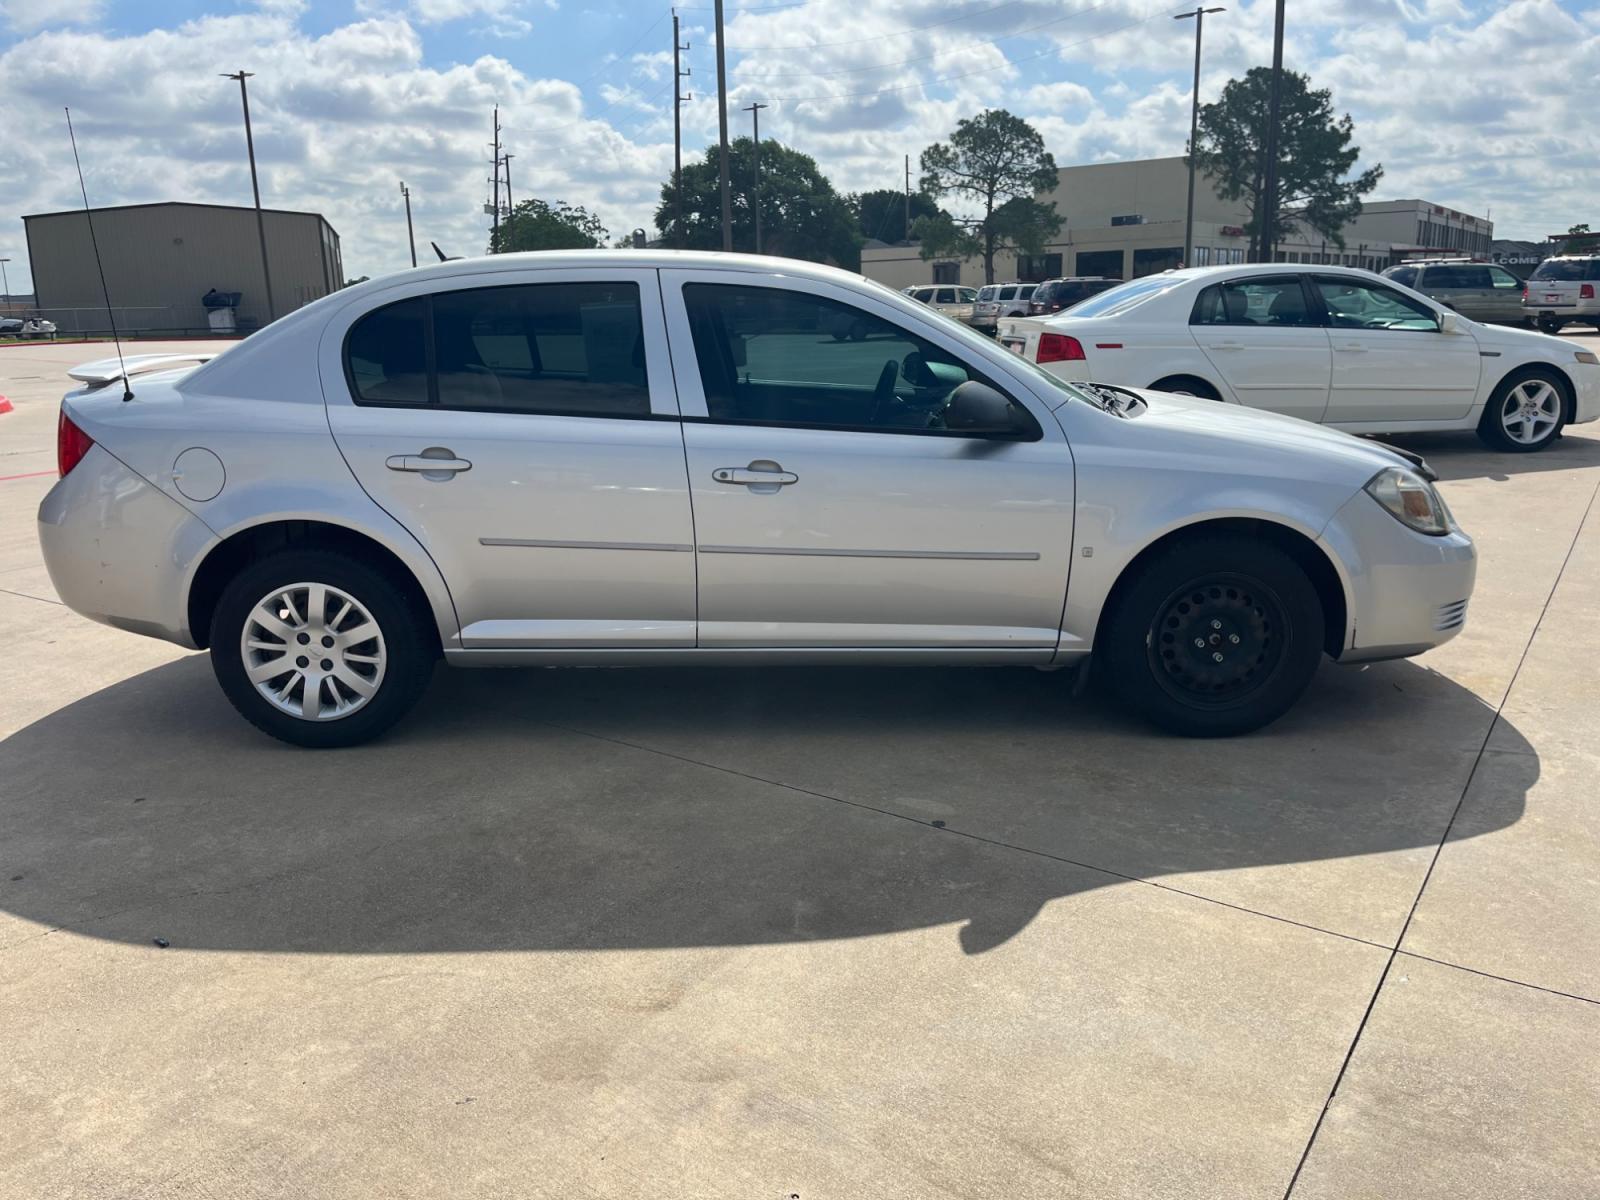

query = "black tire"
[848, 319, 868, 342]
[1148, 374, 1222, 400]
[1536, 316, 1566, 335]
[1475, 366, 1569, 453]
[1097, 534, 1324, 737]
[210, 549, 436, 748]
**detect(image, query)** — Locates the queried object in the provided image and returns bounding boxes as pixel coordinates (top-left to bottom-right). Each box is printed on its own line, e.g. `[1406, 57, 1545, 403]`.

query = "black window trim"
[342, 280, 656, 420]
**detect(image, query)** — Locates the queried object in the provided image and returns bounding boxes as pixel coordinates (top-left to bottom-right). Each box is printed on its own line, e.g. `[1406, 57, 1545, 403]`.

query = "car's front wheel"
[210, 550, 436, 747]
[1098, 534, 1325, 737]
[1476, 368, 1567, 452]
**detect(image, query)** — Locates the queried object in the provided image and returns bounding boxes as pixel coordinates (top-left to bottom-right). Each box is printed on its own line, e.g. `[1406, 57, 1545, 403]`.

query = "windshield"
[1530, 259, 1598, 282]
[1066, 274, 1182, 318]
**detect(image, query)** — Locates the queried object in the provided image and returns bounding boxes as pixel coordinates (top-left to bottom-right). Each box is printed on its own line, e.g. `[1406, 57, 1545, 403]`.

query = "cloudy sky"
[0, 0, 1595, 292]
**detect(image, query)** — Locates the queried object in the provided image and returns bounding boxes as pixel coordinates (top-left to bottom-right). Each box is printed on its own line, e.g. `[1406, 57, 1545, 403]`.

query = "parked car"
[971, 282, 1038, 332]
[42, 251, 1476, 747]
[0, 316, 23, 335]
[904, 284, 979, 325]
[1027, 277, 1120, 316]
[20, 316, 58, 340]
[1520, 255, 1600, 335]
[999, 264, 1600, 452]
[1382, 259, 1527, 325]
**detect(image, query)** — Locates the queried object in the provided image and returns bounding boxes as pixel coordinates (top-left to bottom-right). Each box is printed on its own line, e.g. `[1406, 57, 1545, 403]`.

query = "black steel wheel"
[1098, 534, 1325, 736]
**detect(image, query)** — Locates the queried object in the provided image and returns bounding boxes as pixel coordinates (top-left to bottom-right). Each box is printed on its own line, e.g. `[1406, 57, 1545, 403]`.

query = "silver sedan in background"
[39, 251, 1474, 747]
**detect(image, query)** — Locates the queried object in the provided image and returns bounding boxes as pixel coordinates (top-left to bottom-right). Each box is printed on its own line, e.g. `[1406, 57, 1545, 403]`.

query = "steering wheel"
[870, 359, 899, 424]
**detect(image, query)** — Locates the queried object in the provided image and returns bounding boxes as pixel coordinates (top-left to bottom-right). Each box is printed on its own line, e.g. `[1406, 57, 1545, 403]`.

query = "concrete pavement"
[1, 336, 1596, 1197]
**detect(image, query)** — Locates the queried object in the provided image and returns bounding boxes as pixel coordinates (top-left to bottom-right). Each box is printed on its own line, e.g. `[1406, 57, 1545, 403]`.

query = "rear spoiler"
[67, 352, 221, 389]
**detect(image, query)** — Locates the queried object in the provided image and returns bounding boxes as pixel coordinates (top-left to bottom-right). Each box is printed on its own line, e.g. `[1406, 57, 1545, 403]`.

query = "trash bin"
[208, 307, 237, 333]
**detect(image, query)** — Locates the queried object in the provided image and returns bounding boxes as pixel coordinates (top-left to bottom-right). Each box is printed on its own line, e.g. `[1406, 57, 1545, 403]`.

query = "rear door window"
[1191, 276, 1316, 326]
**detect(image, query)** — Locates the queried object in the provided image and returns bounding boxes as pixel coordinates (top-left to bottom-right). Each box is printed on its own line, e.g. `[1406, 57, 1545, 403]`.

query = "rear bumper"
[1318, 489, 1477, 664]
[1525, 302, 1600, 319]
[37, 445, 215, 649]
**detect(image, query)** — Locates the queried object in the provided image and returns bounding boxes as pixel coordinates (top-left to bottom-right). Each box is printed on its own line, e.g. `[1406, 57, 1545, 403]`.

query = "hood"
[1108, 386, 1421, 482]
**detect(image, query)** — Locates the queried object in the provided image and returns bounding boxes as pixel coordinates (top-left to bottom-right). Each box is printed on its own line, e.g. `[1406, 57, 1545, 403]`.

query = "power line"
[723, 0, 1028, 51]
[739, 0, 1122, 80]
[767, 10, 1165, 104]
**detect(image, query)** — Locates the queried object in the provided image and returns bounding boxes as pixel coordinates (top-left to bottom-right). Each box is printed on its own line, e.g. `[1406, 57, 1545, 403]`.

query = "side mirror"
[943, 380, 1028, 436]
[729, 333, 748, 367]
[1439, 311, 1466, 335]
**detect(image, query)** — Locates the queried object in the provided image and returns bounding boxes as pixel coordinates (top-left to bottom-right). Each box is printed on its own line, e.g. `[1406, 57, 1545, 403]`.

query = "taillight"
[57, 409, 95, 478]
[1036, 332, 1086, 363]
[1581, 284, 1595, 300]
[1522, 285, 1529, 302]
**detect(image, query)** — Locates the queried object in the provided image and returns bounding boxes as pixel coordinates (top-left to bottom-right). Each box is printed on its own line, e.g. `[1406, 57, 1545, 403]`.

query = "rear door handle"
[1333, 343, 1369, 354]
[386, 452, 473, 475]
[713, 462, 798, 490]
[1208, 341, 1246, 351]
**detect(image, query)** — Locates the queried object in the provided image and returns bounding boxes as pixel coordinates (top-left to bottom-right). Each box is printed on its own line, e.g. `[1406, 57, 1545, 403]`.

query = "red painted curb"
[0, 470, 55, 482]
[0, 396, 12, 414]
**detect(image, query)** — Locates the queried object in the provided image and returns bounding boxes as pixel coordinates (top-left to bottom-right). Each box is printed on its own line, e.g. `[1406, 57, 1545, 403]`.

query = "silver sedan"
[39, 251, 1475, 746]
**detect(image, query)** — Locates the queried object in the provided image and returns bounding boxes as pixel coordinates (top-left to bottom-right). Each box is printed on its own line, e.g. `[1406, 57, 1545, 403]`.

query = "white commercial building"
[862, 156, 1492, 289]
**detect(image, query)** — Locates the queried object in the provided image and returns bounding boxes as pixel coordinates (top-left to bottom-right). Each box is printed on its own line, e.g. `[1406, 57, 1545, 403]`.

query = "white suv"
[904, 285, 979, 326]
[1523, 255, 1600, 334]
[971, 283, 1038, 332]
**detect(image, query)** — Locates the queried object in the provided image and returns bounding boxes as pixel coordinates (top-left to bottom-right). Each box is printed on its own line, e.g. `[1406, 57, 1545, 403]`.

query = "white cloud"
[0, 0, 103, 34]
[355, 0, 534, 38]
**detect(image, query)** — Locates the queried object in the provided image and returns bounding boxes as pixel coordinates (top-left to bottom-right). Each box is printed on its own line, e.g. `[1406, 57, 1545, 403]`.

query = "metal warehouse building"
[22, 201, 342, 335]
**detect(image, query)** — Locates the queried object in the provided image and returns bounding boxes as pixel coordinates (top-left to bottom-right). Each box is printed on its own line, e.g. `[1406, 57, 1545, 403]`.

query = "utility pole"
[743, 101, 767, 253]
[1175, 7, 1224, 269]
[713, 0, 732, 251]
[400, 181, 416, 268]
[1257, 0, 1286, 263]
[502, 153, 514, 217]
[904, 154, 912, 242]
[0, 257, 10, 307]
[490, 106, 502, 252]
[673, 12, 692, 248]
[221, 70, 276, 322]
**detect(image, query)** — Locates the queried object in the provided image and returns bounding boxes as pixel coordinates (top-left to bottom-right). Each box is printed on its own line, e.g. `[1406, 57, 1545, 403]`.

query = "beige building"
[862, 157, 1492, 289]
[22, 201, 343, 335]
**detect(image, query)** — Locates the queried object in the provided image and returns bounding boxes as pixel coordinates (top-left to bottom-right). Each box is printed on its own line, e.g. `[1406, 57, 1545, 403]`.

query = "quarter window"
[1489, 266, 1522, 289]
[346, 297, 429, 406]
[681, 283, 1032, 438]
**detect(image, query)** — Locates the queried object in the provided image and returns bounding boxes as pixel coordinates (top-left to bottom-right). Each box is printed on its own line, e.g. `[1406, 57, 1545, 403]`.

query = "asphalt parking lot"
[2, 335, 1597, 1198]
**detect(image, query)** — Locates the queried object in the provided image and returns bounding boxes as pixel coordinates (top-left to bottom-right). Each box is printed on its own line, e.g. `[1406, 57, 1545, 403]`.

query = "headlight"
[1365, 467, 1454, 535]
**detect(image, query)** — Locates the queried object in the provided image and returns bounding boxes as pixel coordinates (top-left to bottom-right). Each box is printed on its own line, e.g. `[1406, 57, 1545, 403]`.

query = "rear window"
[1529, 258, 1600, 281]
[1387, 265, 1419, 288]
[977, 287, 998, 301]
[1067, 274, 1184, 319]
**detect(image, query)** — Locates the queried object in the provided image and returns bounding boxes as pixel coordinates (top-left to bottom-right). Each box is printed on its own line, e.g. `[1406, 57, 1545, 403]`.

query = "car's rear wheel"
[1148, 374, 1222, 401]
[1536, 316, 1566, 335]
[210, 550, 435, 747]
[1098, 535, 1324, 737]
[1476, 368, 1567, 452]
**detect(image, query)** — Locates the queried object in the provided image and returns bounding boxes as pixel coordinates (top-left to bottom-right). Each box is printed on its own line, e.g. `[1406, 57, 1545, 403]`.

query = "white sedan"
[999, 264, 1600, 452]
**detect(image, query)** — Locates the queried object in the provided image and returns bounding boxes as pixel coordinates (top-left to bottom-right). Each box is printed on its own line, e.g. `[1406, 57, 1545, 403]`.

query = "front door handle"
[1333, 343, 1369, 354]
[386, 450, 473, 477]
[713, 461, 798, 492]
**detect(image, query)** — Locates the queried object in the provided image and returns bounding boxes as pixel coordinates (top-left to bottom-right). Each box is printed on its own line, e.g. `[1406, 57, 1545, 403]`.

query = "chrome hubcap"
[1501, 380, 1561, 445]
[240, 582, 386, 722]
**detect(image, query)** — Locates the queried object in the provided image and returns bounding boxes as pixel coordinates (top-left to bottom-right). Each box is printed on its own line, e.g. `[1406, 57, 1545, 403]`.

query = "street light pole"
[221, 70, 277, 322]
[743, 101, 767, 253]
[0, 258, 11, 307]
[713, 0, 732, 252]
[1258, 0, 1286, 263]
[400, 182, 417, 268]
[1175, 7, 1224, 269]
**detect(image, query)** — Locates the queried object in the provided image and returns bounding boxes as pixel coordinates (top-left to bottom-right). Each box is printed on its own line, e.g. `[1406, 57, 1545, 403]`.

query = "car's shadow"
[0, 655, 1533, 956]
[1374, 426, 1600, 482]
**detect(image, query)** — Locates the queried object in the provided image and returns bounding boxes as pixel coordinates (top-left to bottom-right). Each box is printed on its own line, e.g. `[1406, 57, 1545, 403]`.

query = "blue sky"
[1, 0, 1597, 291]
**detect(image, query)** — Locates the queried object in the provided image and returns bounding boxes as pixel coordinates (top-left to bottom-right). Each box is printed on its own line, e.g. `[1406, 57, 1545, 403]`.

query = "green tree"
[854, 187, 941, 244]
[656, 137, 861, 268]
[917, 109, 1062, 283]
[1191, 67, 1382, 260]
[490, 199, 608, 254]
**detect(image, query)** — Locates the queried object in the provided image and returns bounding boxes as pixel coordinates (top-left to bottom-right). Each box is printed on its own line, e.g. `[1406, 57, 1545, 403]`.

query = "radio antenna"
[65, 107, 132, 402]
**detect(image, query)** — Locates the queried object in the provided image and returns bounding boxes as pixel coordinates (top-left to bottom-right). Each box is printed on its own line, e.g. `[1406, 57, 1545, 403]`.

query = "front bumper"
[1317, 488, 1477, 664]
[37, 444, 215, 648]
